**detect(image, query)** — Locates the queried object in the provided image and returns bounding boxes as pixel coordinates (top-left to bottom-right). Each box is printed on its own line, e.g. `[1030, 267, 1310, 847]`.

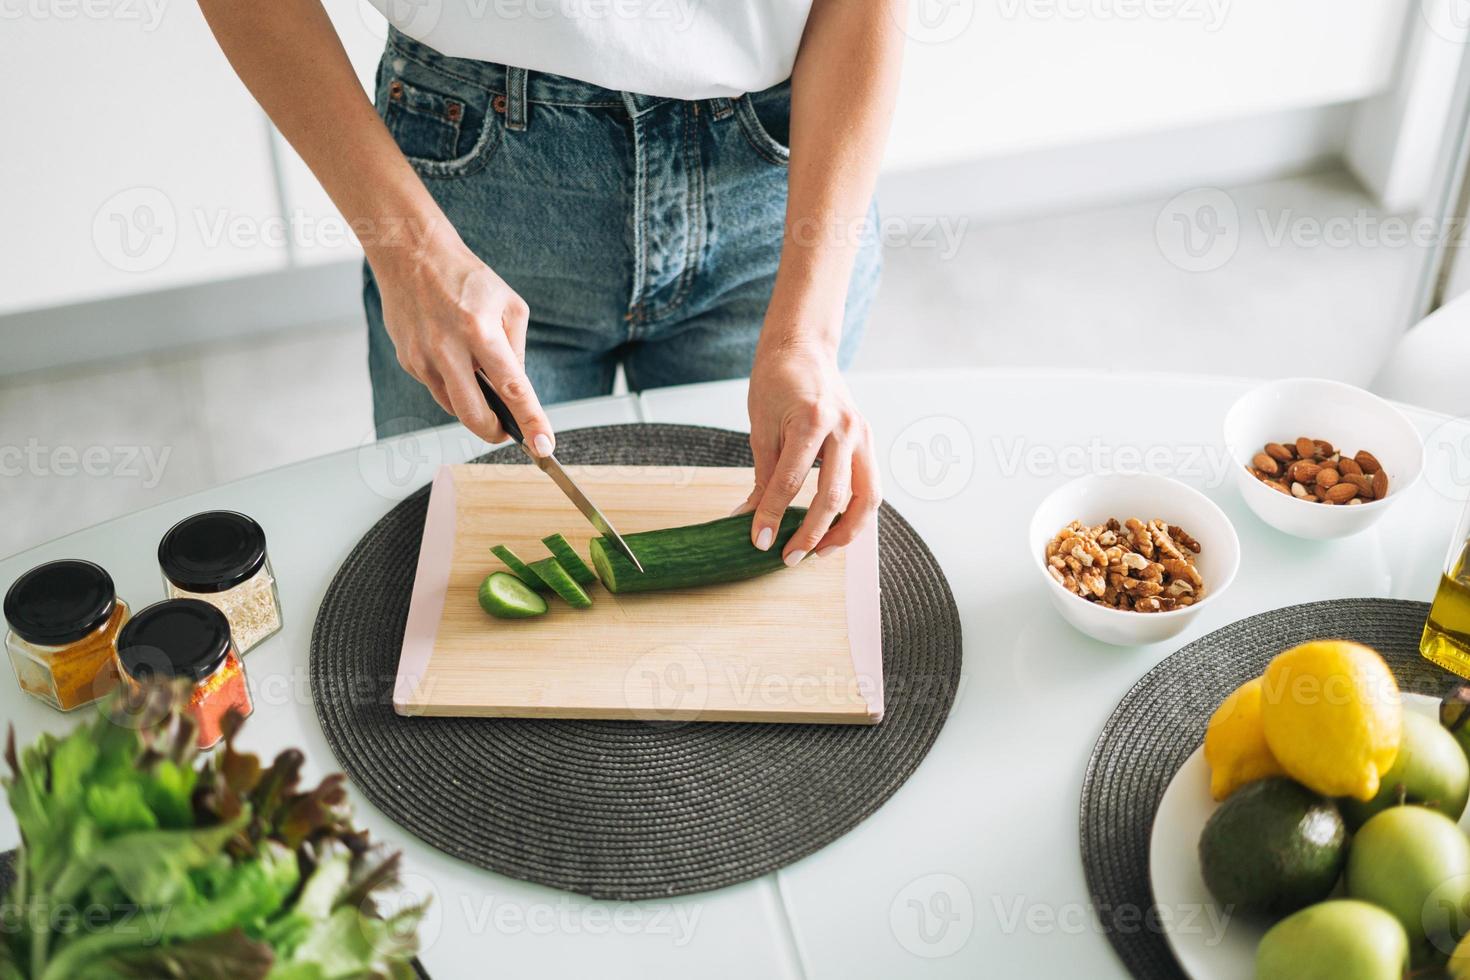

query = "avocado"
[1198, 777, 1347, 916]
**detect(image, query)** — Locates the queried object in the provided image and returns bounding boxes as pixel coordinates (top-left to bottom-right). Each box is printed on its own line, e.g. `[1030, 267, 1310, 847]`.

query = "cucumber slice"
[541, 533, 597, 586]
[491, 544, 548, 592]
[528, 557, 594, 609]
[478, 571, 549, 619]
[590, 508, 809, 594]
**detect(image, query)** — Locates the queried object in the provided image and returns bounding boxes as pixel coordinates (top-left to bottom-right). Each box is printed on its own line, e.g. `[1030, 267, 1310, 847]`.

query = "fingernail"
[784, 549, 806, 567]
[755, 527, 774, 551]
[817, 546, 837, 558]
[533, 433, 554, 457]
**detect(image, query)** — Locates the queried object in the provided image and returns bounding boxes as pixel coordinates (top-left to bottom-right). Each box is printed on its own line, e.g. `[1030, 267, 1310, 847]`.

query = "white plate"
[1149, 693, 1454, 979]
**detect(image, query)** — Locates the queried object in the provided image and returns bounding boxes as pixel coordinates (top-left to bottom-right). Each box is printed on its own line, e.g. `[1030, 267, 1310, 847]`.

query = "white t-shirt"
[368, 0, 812, 99]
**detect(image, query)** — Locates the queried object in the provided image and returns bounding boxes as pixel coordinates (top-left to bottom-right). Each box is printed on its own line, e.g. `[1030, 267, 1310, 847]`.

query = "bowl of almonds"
[1224, 377, 1424, 539]
[1029, 473, 1240, 645]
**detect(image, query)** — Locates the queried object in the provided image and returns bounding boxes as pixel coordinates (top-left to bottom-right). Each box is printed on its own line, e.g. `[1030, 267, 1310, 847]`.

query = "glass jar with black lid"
[4, 559, 129, 711]
[158, 510, 282, 653]
[116, 598, 253, 749]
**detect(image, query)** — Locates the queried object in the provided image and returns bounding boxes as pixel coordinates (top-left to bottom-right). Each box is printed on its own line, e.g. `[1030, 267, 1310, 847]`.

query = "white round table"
[2, 370, 1464, 979]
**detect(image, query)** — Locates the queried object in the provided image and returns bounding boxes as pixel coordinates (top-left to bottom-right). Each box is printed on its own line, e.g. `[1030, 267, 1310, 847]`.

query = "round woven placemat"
[1081, 597, 1457, 979]
[310, 423, 961, 900]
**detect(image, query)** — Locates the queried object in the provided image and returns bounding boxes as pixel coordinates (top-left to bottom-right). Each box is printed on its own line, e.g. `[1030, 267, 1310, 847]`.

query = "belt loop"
[710, 97, 735, 121]
[507, 66, 529, 132]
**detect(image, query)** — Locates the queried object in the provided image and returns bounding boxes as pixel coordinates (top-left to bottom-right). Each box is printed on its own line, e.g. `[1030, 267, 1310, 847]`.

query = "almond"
[1295, 436, 1317, 459]
[1291, 481, 1311, 499]
[1264, 479, 1290, 495]
[1355, 450, 1382, 474]
[1252, 452, 1280, 476]
[1338, 457, 1363, 477]
[1314, 439, 1335, 456]
[1324, 482, 1358, 504]
[1265, 442, 1294, 462]
[1316, 467, 1339, 489]
[1372, 469, 1389, 499]
[1346, 473, 1374, 495]
[1289, 460, 1321, 483]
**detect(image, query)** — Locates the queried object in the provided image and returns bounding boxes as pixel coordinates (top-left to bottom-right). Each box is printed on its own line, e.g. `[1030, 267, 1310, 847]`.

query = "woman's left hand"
[738, 339, 881, 564]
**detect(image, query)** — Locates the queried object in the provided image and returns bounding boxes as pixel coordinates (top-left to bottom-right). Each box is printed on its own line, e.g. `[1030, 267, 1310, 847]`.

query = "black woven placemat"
[1081, 597, 1459, 978]
[310, 423, 961, 900]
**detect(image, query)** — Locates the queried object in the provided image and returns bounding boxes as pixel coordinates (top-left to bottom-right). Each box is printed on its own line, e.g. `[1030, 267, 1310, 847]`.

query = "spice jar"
[4, 560, 129, 711]
[116, 599, 253, 749]
[158, 511, 282, 654]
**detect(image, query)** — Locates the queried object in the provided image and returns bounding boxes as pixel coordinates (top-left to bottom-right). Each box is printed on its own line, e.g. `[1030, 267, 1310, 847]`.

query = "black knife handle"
[475, 370, 525, 446]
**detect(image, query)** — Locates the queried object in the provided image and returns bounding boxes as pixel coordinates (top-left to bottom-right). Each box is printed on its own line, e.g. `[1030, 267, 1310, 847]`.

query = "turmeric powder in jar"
[4, 560, 130, 711]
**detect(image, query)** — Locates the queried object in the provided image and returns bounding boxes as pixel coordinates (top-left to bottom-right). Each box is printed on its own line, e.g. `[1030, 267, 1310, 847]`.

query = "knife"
[474, 368, 644, 572]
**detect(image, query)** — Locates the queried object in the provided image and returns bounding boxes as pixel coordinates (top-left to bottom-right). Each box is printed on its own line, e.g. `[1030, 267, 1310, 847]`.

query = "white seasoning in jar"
[158, 511, 284, 655]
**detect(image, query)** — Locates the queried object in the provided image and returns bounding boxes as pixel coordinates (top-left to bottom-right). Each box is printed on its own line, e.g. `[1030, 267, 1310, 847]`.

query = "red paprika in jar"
[115, 599, 253, 749]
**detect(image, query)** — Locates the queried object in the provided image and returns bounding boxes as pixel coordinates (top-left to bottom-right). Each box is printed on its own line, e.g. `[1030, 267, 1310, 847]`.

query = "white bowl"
[1223, 377, 1424, 540]
[1028, 473, 1241, 646]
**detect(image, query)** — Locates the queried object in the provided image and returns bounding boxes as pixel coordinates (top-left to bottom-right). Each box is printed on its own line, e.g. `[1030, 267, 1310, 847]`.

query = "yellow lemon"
[1204, 677, 1287, 801]
[1259, 640, 1402, 802]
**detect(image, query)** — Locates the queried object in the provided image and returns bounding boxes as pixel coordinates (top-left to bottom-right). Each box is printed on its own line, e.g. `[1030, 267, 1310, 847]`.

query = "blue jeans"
[365, 29, 881, 438]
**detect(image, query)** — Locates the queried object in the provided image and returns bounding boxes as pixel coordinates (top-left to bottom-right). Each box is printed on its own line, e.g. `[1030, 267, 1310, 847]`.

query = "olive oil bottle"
[1423, 539, 1470, 678]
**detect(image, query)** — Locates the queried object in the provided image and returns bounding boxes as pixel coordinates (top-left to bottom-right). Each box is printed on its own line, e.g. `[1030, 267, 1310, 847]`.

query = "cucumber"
[528, 557, 594, 609]
[491, 544, 548, 592]
[540, 533, 597, 586]
[590, 508, 809, 594]
[478, 572, 548, 619]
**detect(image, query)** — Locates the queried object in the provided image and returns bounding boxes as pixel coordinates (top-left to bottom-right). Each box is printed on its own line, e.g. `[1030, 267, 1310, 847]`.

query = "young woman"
[199, 0, 903, 562]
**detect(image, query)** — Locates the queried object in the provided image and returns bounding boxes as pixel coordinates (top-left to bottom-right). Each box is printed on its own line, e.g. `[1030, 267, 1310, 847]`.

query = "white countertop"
[3, 369, 1464, 979]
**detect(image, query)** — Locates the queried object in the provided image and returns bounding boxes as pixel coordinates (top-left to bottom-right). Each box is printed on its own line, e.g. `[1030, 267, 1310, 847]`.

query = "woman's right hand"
[371, 226, 556, 456]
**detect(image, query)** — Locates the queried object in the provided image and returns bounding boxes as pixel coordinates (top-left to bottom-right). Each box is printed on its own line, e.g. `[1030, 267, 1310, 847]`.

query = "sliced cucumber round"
[478, 571, 549, 619]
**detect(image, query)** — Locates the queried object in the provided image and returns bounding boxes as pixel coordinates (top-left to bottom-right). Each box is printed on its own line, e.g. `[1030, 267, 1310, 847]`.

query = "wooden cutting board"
[393, 464, 883, 724]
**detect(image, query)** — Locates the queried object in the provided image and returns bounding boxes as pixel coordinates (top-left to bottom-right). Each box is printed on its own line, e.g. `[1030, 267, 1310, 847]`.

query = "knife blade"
[474, 369, 644, 572]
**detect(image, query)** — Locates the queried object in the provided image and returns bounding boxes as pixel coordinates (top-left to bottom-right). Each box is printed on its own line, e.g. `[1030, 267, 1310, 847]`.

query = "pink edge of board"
[845, 516, 885, 723]
[393, 466, 456, 715]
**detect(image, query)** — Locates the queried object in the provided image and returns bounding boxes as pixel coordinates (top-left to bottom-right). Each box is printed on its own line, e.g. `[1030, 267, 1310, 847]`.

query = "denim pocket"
[379, 56, 501, 178]
[734, 86, 791, 167]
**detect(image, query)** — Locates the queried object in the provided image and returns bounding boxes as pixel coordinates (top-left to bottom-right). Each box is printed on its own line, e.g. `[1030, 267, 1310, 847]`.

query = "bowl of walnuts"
[1223, 377, 1424, 539]
[1029, 473, 1241, 646]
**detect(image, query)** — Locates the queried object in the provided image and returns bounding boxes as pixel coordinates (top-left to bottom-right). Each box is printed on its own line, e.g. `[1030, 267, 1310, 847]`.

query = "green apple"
[1257, 900, 1409, 980]
[1342, 711, 1470, 828]
[1444, 686, 1470, 764]
[1347, 805, 1470, 967]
